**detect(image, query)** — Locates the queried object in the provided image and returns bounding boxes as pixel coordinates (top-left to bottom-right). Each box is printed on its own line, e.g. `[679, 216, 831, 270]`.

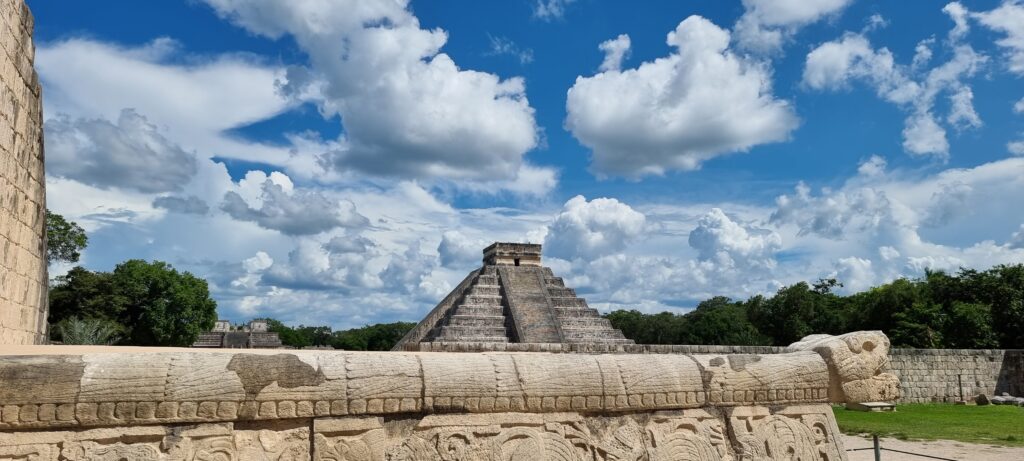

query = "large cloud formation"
[689, 208, 781, 270]
[45, 109, 197, 193]
[221, 172, 368, 236]
[566, 16, 798, 178]
[202, 0, 543, 185]
[544, 195, 646, 260]
[803, 6, 987, 158]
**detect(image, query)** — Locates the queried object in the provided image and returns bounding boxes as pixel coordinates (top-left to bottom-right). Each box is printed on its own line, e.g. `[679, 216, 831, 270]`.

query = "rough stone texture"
[396, 243, 633, 347]
[0, 0, 47, 346]
[400, 342, 1024, 405]
[0, 407, 844, 460]
[0, 332, 898, 459]
[888, 348, 1024, 403]
[790, 331, 901, 404]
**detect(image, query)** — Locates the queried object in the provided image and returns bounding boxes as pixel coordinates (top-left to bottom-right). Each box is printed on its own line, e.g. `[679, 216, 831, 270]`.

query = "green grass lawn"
[833, 404, 1024, 447]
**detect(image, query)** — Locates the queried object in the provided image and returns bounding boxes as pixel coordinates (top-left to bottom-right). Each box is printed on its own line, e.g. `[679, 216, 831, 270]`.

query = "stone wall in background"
[0, 0, 46, 345]
[889, 349, 1024, 403]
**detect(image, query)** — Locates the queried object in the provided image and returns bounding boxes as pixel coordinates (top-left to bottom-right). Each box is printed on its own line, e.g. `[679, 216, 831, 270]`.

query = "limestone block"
[790, 331, 901, 403]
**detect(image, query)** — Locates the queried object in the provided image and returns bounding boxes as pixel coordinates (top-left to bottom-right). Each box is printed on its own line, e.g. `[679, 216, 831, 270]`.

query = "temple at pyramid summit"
[394, 242, 634, 348]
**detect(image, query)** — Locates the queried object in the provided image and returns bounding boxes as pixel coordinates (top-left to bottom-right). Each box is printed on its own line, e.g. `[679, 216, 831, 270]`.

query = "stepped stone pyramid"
[394, 243, 634, 347]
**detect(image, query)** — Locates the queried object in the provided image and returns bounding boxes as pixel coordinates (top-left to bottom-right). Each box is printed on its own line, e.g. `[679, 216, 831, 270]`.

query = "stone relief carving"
[790, 330, 901, 403]
[0, 422, 309, 461]
[729, 406, 843, 461]
[0, 407, 847, 460]
[310, 410, 831, 461]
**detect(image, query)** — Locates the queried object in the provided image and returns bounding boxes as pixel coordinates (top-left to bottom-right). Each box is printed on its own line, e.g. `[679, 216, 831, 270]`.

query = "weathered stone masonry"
[401, 342, 1024, 404]
[0, 0, 46, 345]
[0, 331, 900, 460]
[889, 348, 1024, 403]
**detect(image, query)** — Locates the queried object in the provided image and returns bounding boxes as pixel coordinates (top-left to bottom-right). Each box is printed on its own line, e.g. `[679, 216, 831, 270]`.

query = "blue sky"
[29, 0, 1024, 328]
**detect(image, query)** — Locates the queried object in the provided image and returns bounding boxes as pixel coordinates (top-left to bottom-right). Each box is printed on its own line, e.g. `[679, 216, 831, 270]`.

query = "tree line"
[258, 319, 415, 350]
[605, 265, 1024, 349]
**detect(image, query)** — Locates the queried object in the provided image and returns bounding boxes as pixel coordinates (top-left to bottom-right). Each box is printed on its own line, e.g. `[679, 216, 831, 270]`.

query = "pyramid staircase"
[543, 272, 633, 345]
[425, 267, 511, 343]
[421, 266, 633, 345]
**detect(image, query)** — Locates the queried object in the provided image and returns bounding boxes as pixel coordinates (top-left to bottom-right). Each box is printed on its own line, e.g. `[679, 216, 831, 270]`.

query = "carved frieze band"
[0, 406, 846, 461]
[0, 332, 895, 431]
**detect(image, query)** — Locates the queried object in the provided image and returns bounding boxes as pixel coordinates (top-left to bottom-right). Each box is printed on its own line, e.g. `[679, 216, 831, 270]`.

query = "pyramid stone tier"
[395, 243, 634, 347]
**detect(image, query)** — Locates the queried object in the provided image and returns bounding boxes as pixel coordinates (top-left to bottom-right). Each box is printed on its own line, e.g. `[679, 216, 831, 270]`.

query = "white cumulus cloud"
[972, 0, 1024, 75]
[803, 8, 987, 159]
[45, 109, 197, 193]
[688, 208, 781, 270]
[202, 0, 546, 187]
[734, 0, 855, 54]
[598, 34, 631, 72]
[221, 172, 369, 236]
[566, 16, 798, 178]
[545, 195, 646, 260]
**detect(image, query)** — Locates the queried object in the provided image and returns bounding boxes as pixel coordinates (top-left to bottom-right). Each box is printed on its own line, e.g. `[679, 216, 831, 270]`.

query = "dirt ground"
[842, 434, 1024, 461]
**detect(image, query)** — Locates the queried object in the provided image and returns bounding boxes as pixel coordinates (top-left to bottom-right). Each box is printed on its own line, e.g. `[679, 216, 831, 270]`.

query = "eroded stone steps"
[436, 325, 508, 339]
[547, 287, 576, 297]
[454, 305, 504, 317]
[550, 297, 588, 308]
[551, 306, 603, 318]
[545, 277, 565, 288]
[558, 317, 613, 328]
[447, 315, 505, 327]
[463, 294, 503, 306]
[563, 338, 635, 345]
[466, 285, 500, 296]
[560, 327, 627, 340]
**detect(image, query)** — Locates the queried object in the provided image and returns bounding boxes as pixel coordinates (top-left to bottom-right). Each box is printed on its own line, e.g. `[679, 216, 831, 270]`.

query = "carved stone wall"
[0, 0, 47, 345]
[401, 343, 1024, 404]
[0, 407, 846, 460]
[0, 332, 899, 459]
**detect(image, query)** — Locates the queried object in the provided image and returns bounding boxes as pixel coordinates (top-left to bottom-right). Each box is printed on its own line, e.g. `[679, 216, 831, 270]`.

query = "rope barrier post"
[874, 434, 881, 461]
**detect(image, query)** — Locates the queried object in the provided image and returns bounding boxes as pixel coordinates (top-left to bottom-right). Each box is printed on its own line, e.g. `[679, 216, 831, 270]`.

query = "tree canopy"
[260, 319, 416, 351]
[605, 264, 1024, 349]
[48, 260, 217, 346]
[45, 209, 88, 264]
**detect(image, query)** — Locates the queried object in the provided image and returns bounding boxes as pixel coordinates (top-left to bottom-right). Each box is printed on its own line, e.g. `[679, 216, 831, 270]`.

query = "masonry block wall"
[889, 349, 1024, 403]
[0, 0, 46, 344]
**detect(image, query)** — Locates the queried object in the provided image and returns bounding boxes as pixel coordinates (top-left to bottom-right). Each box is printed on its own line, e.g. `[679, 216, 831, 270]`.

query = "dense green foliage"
[260, 319, 415, 350]
[833, 404, 1024, 446]
[606, 265, 1024, 348]
[48, 260, 218, 346]
[45, 209, 88, 264]
[52, 317, 121, 345]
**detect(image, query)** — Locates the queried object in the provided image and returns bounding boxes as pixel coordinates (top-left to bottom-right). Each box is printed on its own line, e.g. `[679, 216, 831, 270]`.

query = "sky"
[28, 0, 1024, 329]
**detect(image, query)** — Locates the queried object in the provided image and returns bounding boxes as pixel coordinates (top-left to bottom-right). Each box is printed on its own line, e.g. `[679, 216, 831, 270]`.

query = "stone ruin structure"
[0, 330, 900, 459]
[395, 243, 633, 349]
[192, 320, 283, 349]
[0, 1, 909, 458]
[0, 0, 47, 345]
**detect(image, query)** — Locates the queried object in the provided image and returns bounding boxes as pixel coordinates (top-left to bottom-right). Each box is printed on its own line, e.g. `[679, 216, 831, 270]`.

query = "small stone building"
[192, 320, 282, 349]
[394, 242, 633, 348]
